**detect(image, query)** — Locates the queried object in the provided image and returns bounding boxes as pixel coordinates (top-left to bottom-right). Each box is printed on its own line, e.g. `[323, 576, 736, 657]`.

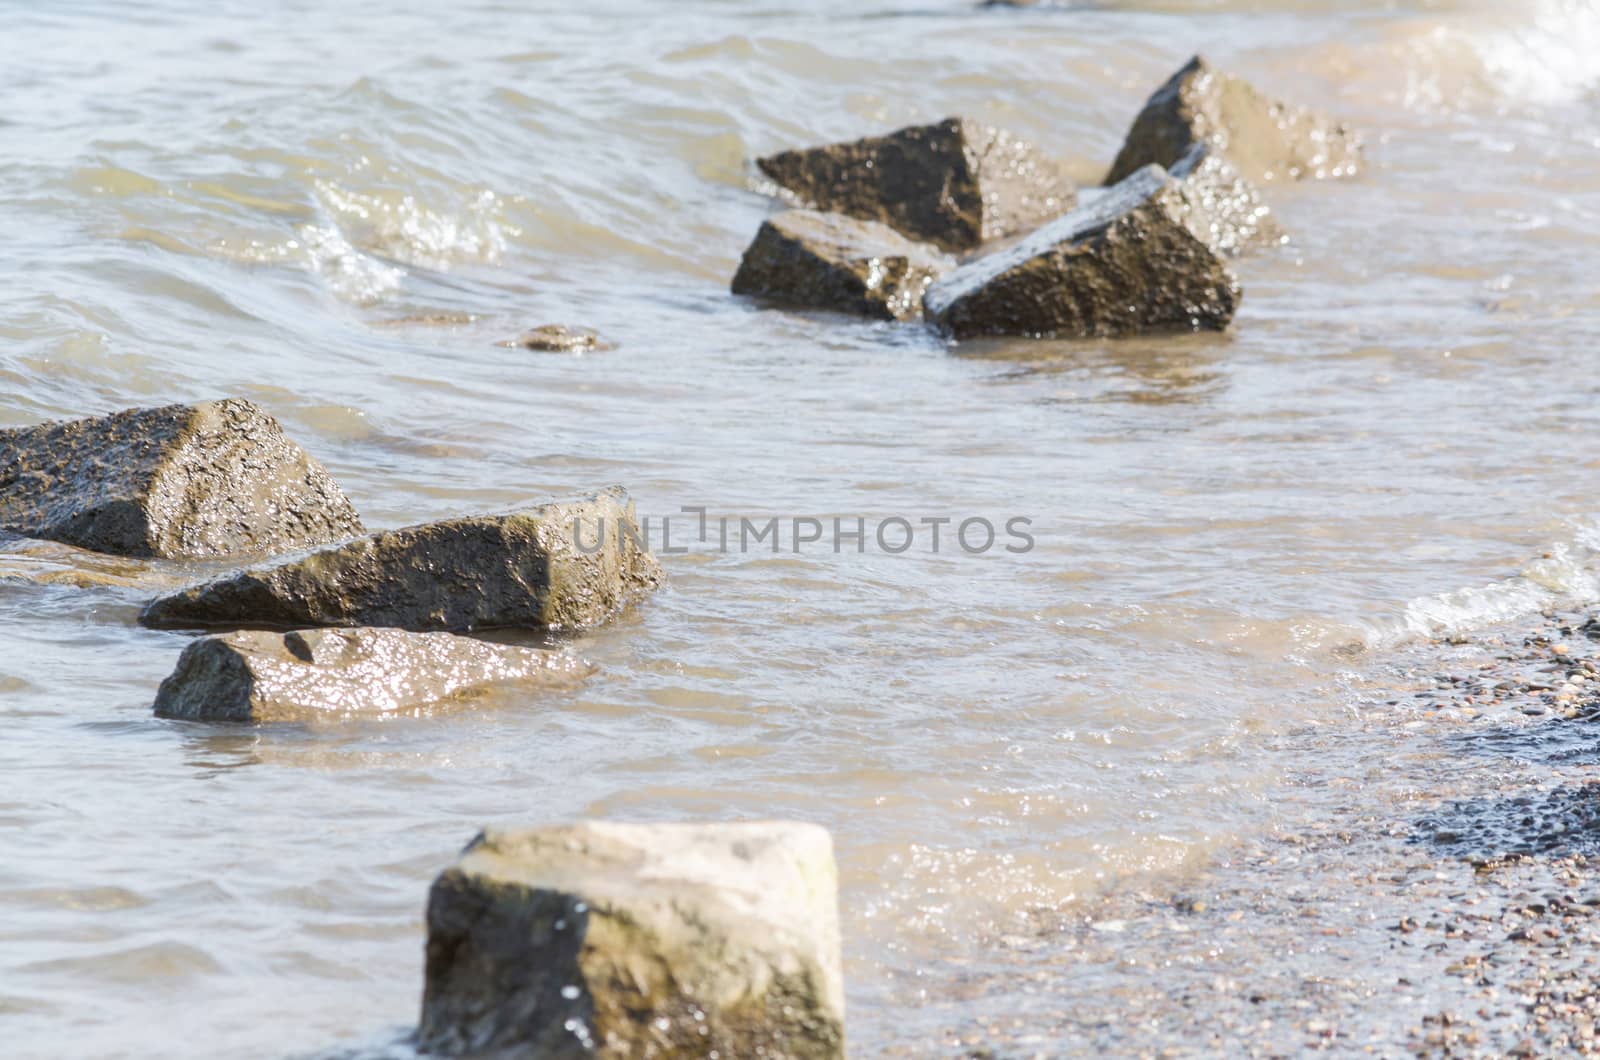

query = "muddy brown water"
[2, 0, 1599, 1056]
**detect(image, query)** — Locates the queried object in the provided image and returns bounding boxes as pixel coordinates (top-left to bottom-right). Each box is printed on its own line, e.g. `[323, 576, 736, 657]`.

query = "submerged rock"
[0, 399, 363, 560]
[497, 324, 610, 353]
[152, 627, 594, 722]
[1169, 143, 1285, 255]
[731, 209, 953, 321]
[1106, 55, 1363, 185]
[139, 487, 661, 633]
[756, 117, 1076, 253]
[924, 164, 1241, 340]
[418, 821, 845, 1060]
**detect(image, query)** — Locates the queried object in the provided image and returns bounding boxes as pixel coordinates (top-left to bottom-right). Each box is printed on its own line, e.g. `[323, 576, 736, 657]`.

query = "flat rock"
[139, 487, 662, 633]
[418, 821, 845, 1060]
[924, 164, 1241, 339]
[497, 325, 610, 352]
[1106, 55, 1363, 185]
[756, 117, 1076, 253]
[152, 627, 595, 722]
[731, 209, 954, 321]
[1169, 143, 1285, 255]
[0, 399, 364, 560]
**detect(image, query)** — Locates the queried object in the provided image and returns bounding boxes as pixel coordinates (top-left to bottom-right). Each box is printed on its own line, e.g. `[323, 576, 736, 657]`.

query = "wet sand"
[895, 611, 1600, 1057]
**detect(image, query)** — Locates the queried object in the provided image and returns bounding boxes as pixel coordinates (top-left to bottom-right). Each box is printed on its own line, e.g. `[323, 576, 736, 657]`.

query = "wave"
[1354, 520, 1600, 649]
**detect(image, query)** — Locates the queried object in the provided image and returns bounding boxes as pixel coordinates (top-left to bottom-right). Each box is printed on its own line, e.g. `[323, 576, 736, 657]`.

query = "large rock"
[1169, 143, 1284, 255]
[152, 627, 596, 722]
[731, 209, 954, 322]
[0, 399, 363, 560]
[756, 117, 1076, 253]
[924, 164, 1242, 340]
[1106, 55, 1363, 185]
[139, 487, 661, 633]
[418, 821, 844, 1060]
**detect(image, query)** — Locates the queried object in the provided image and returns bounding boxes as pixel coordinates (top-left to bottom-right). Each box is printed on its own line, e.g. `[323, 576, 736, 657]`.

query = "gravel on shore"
[899, 609, 1600, 1058]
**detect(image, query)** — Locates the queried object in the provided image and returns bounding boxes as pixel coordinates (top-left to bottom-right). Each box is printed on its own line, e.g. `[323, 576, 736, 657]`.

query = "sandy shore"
[902, 610, 1600, 1058]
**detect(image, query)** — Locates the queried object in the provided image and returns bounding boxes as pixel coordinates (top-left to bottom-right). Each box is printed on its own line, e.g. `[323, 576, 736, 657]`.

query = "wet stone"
[139, 487, 661, 634]
[497, 324, 609, 352]
[1106, 55, 1363, 185]
[0, 399, 364, 560]
[1414, 783, 1600, 861]
[731, 209, 954, 321]
[923, 164, 1241, 340]
[152, 627, 596, 722]
[1169, 142, 1285, 254]
[756, 117, 1076, 253]
[418, 821, 845, 1060]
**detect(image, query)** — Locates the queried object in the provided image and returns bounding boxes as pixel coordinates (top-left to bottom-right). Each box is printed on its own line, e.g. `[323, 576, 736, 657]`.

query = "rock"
[731, 209, 954, 321]
[924, 164, 1241, 339]
[1169, 143, 1285, 255]
[0, 399, 364, 560]
[151, 627, 595, 722]
[417, 821, 845, 1060]
[497, 325, 609, 353]
[756, 117, 1076, 253]
[1106, 55, 1363, 185]
[139, 487, 661, 633]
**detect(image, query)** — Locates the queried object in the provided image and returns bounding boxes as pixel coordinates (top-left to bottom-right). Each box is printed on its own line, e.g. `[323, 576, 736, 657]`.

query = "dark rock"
[152, 627, 596, 722]
[497, 325, 609, 352]
[0, 399, 363, 560]
[731, 209, 953, 321]
[1106, 55, 1363, 185]
[1169, 143, 1285, 254]
[418, 821, 845, 1060]
[923, 164, 1241, 339]
[139, 487, 661, 633]
[756, 117, 1076, 253]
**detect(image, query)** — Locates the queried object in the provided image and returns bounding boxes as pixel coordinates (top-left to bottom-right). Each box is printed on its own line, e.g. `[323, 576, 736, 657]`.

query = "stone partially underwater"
[0, 399, 363, 560]
[924, 164, 1242, 340]
[497, 324, 610, 353]
[1169, 143, 1284, 255]
[417, 821, 845, 1060]
[151, 627, 596, 723]
[139, 488, 661, 634]
[756, 117, 1076, 253]
[732, 209, 954, 321]
[1106, 55, 1363, 185]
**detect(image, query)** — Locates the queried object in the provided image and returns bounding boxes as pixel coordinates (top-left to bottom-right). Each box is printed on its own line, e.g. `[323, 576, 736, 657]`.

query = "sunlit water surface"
[2, 0, 1599, 1055]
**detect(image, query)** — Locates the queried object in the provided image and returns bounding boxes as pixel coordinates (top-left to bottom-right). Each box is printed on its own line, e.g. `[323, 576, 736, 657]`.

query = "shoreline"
[897, 608, 1600, 1058]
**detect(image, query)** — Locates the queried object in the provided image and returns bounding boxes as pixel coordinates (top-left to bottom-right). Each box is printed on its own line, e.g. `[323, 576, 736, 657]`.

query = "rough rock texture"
[152, 627, 596, 722]
[924, 164, 1241, 339]
[139, 487, 662, 633]
[756, 117, 1076, 253]
[0, 399, 364, 560]
[1169, 143, 1285, 255]
[417, 821, 845, 1060]
[497, 325, 609, 353]
[1106, 55, 1363, 185]
[731, 209, 954, 321]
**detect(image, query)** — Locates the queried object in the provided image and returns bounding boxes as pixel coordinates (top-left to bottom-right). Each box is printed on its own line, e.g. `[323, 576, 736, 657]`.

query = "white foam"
[1356, 524, 1600, 650]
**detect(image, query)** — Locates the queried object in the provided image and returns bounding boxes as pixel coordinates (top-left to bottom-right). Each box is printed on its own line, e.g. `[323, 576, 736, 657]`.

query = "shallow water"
[2, 0, 1599, 1055]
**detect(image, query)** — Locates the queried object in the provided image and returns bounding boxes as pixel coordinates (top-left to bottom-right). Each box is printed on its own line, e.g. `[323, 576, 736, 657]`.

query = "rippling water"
[2, 0, 1599, 1055]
